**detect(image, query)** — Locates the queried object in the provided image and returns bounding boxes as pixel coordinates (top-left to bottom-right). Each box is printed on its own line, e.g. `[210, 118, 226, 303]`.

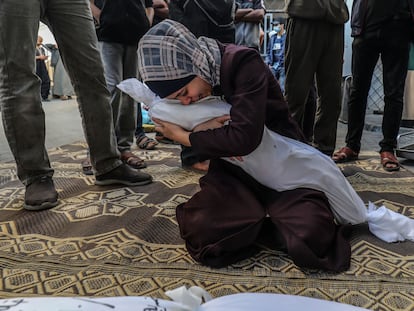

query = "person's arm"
[236, 8, 265, 23]
[190, 49, 270, 158]
[236, 0, 265, 23]
[36, 54, 48, 60]
[153, 0, 169, 20]
[89, 0, 101, 24]
[153, 119, 191, 146]
[279, 35, 286, 68]
[145, 6, 155, 26]
[265, 35, 273, 65]
[235, 8, 254, 21]
[152, 115, 230, 147]
[43, 43, 57, 52]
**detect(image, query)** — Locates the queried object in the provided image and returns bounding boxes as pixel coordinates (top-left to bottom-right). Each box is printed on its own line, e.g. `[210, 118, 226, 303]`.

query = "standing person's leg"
[0, 1, 52, 184]
[99, 43, 151, 159]
[333, 35, 380, 163]
[98, 41, 124, 142]
[312, 24, 344, 156]
[135, 62, 158, 150]
[302, 82, 317, 143]
[284, 18, 319, 129]
[44, 0, 152, 185]
[344, 36, 379, 154]
[0, 0, 58, 209]
[97, 42, 146, 169]
[112, 44, 137, 153]
[118, 45, 154, 160]
[379, 21, 411, 154]
[135, 103, 144, 142]
[135, 106, 158, 150]
[39, 61, 51, 100]
[276, 67, 286, 94]
[45, 0, 120, 174]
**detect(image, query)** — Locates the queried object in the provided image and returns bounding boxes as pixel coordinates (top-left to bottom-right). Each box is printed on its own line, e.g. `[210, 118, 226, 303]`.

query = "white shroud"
[118, 78, 414, 243]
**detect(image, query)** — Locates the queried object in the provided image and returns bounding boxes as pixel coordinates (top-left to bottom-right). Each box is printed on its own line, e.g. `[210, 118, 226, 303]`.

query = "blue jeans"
[0, 0, 122, 185]
[99, 42, 139, 153]
[271, 66, 285, 94]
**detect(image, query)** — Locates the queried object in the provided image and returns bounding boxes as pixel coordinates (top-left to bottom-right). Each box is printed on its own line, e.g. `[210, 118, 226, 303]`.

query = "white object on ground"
[0, 286, 369, 310]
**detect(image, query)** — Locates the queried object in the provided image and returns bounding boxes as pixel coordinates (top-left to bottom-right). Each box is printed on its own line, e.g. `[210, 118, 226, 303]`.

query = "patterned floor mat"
[0, 143, 413, 310]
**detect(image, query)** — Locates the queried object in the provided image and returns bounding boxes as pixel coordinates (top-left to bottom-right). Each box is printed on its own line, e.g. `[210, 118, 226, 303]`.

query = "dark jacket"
[95, 0, 153, 45]
[349, 0, 366, 36]
[171, 0, 235, 27]
[265, 32, 286, 69]
[351, 0, 414, 37]
[190, 43, 304, 159]
[286, 0, 349, 25]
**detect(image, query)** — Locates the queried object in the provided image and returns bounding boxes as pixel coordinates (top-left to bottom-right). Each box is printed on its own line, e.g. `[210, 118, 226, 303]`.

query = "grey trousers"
[285, 18, 344, 155]
[99, 42, 138, 153]
[0, 0, 122, 185]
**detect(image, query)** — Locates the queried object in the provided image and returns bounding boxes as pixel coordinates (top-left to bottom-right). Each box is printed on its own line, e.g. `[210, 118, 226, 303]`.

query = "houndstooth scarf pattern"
[138, 19, 222, 88]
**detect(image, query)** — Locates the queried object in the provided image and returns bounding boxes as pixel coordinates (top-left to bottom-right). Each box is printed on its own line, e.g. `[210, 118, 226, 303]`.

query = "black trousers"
[346, 19, 411, 153]
[36, 60, 51, 100]
[284, 18, 344, 156]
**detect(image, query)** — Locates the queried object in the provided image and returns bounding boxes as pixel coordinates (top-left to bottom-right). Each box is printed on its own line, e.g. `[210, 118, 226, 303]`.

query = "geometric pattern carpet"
[0, 142, 413, 311]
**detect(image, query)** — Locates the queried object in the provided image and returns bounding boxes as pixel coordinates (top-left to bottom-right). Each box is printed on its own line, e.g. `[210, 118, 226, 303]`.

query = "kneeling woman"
[138, 19, 351, 272]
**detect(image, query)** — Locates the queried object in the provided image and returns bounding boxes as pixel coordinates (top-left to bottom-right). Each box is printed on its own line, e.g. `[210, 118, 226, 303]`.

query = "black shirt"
[365, 0, 411, 33]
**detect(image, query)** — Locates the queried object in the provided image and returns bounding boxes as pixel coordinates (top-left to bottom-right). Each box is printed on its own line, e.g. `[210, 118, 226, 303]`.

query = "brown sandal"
[332, 146, 359, 163]
[81, 158, 94, 175]
[120, 151, 147, 169]
[380, 151, 400, 172]
[136, 136, 158, 150]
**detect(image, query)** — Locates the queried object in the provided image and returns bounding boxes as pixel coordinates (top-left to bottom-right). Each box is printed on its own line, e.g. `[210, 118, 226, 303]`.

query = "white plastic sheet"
[0, 286, 369, 310]
[117, 78, 414, 243]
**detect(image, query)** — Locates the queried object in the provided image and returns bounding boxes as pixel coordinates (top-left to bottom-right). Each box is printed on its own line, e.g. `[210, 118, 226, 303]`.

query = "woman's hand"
[152, 118, 191, 146]
[193, 115, 231, 132]
[192, 115, 244, 161]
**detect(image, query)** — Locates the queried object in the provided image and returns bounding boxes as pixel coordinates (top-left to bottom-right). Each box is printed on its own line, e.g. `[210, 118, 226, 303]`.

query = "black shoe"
[95, 163, 152, 186]
[24, 176, 58, 211]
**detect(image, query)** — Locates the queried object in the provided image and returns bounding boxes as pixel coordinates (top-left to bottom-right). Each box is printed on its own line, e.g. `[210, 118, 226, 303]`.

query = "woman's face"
[166, 76, 212, 105]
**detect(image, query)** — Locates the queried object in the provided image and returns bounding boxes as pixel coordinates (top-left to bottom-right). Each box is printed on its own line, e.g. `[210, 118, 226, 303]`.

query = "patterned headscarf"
[138, 19, 222, 91]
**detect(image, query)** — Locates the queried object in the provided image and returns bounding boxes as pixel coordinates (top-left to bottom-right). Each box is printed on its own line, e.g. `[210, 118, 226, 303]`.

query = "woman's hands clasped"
[193, 115, 230, 132]
[153, 115, 230, 147]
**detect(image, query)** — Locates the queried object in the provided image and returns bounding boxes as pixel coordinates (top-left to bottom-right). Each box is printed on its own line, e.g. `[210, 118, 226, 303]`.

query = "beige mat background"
[0, 143, 413, 311]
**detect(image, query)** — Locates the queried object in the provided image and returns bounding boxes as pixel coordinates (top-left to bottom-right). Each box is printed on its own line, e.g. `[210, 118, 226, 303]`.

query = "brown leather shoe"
[380, 151, 400, 172]
[332, 147, 359, 163]
[120, 151, 147, 169]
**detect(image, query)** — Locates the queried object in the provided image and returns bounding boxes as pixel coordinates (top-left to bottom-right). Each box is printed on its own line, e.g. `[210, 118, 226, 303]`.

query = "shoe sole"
[124, 161, 148, 169]
[333, 156, 358, 164]
[95, 178, 152, 186]
[24, 200, 59, 211]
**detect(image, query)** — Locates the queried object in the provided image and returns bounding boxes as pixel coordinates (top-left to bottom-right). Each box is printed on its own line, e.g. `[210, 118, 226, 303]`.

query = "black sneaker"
[95, 163, 152, 186]
[24, 176, 59, 211]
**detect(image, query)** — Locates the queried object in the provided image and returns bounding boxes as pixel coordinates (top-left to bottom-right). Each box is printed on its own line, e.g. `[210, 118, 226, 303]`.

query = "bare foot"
[191, 160, 210, 172]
